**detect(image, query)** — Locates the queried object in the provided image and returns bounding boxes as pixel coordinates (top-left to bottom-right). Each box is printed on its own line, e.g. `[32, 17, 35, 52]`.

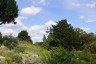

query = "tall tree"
[47, 19, 81, 50]
[0, 0, 18, 25]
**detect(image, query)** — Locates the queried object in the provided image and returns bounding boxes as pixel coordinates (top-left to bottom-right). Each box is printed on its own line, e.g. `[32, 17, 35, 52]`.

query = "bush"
[1, 35, 18, 49]
[47, 47, 95, 64]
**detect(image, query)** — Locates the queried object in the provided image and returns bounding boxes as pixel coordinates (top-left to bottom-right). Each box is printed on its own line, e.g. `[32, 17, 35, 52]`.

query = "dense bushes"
[47, 47, 96, 64]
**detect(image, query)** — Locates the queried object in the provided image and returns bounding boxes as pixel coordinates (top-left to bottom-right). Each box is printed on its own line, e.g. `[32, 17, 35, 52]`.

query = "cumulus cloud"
[17, 16, 27, 20]
[21, 6, 42, 16]
[3, 19, 27, 30]
[0, 20, 56, 43]
[0, 27, 18, 36]
[27, 20, 56, 43]
[81, 27, 91, 31]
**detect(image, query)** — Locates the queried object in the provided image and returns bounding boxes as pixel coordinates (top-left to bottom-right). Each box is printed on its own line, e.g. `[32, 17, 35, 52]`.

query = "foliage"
[0, 32, 2, 46]
[1, 35, 18, 49]
[46, 19, 81, 50]
[18, 30, 33, 43]
[89, 41, 96, 54]
[47, 47, 96, 64]
[0, 0, 18, 24]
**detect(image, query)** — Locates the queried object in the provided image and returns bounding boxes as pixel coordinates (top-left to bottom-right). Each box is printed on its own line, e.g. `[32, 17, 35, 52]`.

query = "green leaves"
[0, 0, 18, 24]
[47, 19, 81, 50]
[18, 30, 33, 43]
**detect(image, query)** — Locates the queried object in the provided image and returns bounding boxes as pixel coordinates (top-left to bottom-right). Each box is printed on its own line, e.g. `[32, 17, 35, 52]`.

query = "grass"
[0, 41, 50, 64]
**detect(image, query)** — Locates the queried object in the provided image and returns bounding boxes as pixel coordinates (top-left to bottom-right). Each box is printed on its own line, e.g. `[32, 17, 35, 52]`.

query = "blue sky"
[0, 0, 96, 43]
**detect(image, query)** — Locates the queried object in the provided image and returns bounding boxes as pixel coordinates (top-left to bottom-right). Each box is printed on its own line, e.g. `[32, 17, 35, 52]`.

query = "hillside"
[0, 41, 50, 64]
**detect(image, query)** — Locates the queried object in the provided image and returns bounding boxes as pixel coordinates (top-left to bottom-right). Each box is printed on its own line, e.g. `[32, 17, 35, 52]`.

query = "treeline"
[35, 19, 96, 64]
[0, 30, 33, 49]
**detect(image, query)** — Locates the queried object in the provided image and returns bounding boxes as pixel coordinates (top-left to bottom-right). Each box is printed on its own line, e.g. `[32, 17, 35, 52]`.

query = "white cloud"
[81, 27, 91, 31]
[27, 20, 56, 43]
[3, 19, 27, 30]
[45, 20, 57, 27]
[0, 27, 17, 36]
[0, 20, 56, 43]
[86, 3, 96, 8]
[80, 16, 85, 19]
[87, 20, 96, 22]
[21, 6, 42, 16]
[17, 16, 27, 20]
[72, 2, 81, 7]
[32, 0, 46, 5]
[38, 0, 46, 4]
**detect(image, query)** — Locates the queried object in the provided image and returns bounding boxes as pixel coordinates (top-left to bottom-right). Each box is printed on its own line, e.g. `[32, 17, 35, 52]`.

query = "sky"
[0, 0, 96, 43]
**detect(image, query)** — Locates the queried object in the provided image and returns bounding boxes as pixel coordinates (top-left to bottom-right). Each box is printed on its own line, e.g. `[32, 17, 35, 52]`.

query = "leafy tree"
[18, 30, 33, 44]
[0, 0, 18, 25]
[47, 19, 81, 50]
[81, 33, 95, 45]
[74, 28, 86, 36]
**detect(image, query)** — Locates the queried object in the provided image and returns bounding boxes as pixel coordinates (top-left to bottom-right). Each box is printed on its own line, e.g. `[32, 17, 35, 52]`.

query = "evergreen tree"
[0, 0, 18, 25]
[43, 35, 46, 42]
[0, 32, 2, 40]
[47, 19, 81, 50]
[0, 32, 2, 45]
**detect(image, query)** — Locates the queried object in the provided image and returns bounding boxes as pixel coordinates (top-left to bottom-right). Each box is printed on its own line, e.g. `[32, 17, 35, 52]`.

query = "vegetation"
[0, 0, 18, 25]
[0, 19, 96, 64]
[18, 30, 33, 44]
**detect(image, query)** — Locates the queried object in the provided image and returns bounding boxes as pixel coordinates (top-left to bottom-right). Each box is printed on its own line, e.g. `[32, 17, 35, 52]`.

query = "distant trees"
[0, 0, 18, 25]
[18, 30, 33, 44]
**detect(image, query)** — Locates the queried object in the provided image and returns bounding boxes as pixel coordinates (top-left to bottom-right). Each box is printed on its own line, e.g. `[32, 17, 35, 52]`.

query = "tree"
[18, 30, 33, 44]
[0, 32, 2, 40]
[0, 0, 18, 25]
[0, 32, 2, 45]
[74, 28, 86, 36]
[47, 19, 81, 50]
[43, 35, 46, 42]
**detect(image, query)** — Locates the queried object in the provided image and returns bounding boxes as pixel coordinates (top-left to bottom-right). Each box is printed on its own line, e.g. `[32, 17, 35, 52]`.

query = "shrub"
[1, 35, 18, 49]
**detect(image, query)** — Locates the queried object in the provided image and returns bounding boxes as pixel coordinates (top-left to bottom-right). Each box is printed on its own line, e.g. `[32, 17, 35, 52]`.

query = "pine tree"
[43, 35, 46, 42]
[0, 0, 18, 25]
